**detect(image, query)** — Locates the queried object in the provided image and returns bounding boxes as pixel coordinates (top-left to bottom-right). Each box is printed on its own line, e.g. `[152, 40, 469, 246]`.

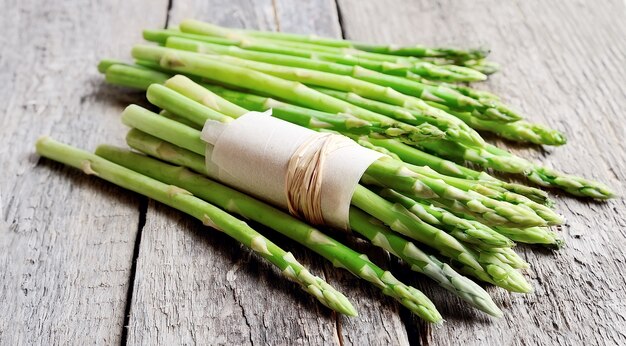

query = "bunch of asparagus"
[37, 19, 615, 324]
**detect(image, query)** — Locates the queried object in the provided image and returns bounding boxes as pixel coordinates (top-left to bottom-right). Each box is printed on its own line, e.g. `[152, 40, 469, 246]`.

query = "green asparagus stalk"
[96, 142, 442, 322]
[401, 189, 563, 247]
[376, 187, 563, 247]
[393, 163, 563, 225]
[147, 84, 233, 126]
[415, 56, 500, 75]
[484, 145, 615, 199]
[426, 101, 567, 146]
[493, 226, 564, 247]
[160, 110, 201, 129]
[477, 247, 529, 269]
[406, 74, 500, 101]
[349, 208, 502, 317]
[220, 21, 490, 61]
[102, 62, 170, 89]
[165, 37, 517, 121]
[461, 59, 500, 75]
[165, 74, 249, 117]
[35, 137, 357, 316]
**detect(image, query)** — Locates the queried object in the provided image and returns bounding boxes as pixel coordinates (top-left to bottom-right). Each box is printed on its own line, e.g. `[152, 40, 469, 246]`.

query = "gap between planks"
[120, 2, 175, 344]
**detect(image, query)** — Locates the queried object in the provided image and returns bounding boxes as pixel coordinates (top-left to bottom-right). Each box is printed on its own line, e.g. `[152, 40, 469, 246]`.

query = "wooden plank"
[337, 0, 626, 344]
[272, 1, 411, 344]
[0, 0, 168, 344]
[126, 1, 410, 344]
[126, 2, 336, 345]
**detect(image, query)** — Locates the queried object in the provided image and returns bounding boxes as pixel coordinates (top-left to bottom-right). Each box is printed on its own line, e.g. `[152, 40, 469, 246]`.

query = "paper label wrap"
[200, 110, 383, 230]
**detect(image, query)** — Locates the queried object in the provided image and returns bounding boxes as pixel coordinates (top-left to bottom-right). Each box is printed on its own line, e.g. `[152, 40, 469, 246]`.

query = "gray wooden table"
[1, 0, 625, 344]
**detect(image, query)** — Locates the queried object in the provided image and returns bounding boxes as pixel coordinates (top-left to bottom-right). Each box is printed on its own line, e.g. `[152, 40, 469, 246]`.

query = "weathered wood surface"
[126, 1, 409, 345]
[0, 0, 167, 344]
[337, 0, 626, 344]
[1, 0, 624, 345]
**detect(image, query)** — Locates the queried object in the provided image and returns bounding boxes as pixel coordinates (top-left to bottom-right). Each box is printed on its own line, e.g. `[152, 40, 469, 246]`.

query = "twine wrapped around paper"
[286, 132, 357, 226]
[200, 110, 383, 230]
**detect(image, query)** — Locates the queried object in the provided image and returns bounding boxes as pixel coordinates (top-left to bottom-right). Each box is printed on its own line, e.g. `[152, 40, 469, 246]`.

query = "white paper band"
[200, 110, 383, 230]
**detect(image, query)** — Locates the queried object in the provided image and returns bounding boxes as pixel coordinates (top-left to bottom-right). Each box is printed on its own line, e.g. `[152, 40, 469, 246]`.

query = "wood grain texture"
[128, 1, 335, 345]
[337, 0, 626, 344]
[126, 1, 410, 345]
[0, 0, 167, 344]
[273, 1, 411, 344]
[2, 0, 624, 345]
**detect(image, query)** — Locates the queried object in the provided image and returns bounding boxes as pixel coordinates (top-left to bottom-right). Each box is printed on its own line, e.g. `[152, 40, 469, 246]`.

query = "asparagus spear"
[349, 208, 502, 317]
[393, 163, 563, 225]
[476, 247, 529, 269]
[462, 59, 500, 75]
[426, 101, 567, 146]
[377, 187, 563, 246]
[35, 137, 357, 316]
[165, 37, 517, 121]
[101, 62, 170, 89]
[485, 145, 615, 199]
[165, 74, 248, 117]
[493, 226, 564, 247]
[406, 74, 500, 101]
[96, 143, 442, 322]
